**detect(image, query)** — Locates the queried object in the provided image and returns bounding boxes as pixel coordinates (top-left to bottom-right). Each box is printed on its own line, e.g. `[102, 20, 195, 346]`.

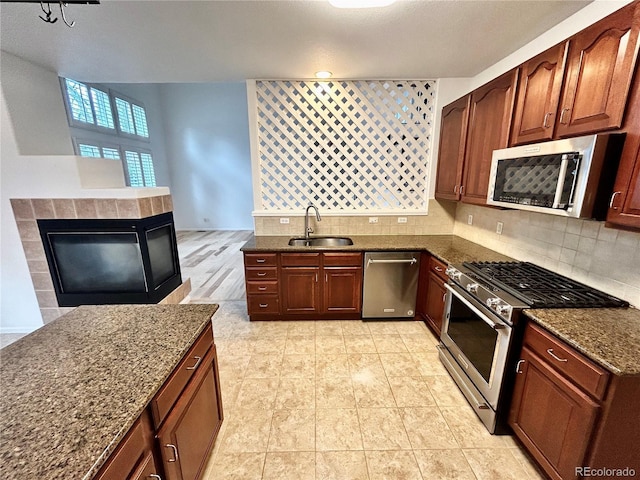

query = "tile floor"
[199, 300, 545, 480]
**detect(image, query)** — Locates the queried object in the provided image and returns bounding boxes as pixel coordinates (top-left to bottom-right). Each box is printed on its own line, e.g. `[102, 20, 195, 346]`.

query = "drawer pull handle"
[149, 475, 163, 480]
[258, 286, 267, 291]
[165, 444, 179, 462]
[609, 191, 621, 209]
[259, 303, 268, 308]
[256, 258, 266, 263]
[547, 348, 568, 363]
[442, 292, 446, 303]
[559, 108, 570, 124]
[186, 356, 202, 370]
[257, 272, 267, 277]
[435, 266, 444, 272]
[543, 112, 552, 128]
[515, 359, 525, 374]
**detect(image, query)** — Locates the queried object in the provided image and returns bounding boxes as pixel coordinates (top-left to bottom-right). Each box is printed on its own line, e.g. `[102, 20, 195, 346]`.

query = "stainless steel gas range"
[437, 261, 627, 434]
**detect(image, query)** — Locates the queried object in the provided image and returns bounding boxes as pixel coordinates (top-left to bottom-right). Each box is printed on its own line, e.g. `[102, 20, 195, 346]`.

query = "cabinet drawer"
[245, 253, 277, 266]
[281, 253, 321, 266]
[429, 256, 448, 280]
[323, 252, 362, 267]
[524, 322, 610, 400]
[247, 280, 278, 295]
[245, 267, 278, 280]
[151, 325, 214, 428]
[248, 294, 280, 314]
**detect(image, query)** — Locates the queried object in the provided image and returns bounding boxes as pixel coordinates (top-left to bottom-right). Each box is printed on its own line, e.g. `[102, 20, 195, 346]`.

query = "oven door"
[440, 283, 513, 410]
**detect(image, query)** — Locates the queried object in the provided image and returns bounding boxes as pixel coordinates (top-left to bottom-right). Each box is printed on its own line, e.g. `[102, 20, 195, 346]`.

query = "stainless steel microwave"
[487, 134, 625, 219]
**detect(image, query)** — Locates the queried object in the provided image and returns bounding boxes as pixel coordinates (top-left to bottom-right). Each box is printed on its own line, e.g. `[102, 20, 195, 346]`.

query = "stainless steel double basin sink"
[287, 237, 354, 247]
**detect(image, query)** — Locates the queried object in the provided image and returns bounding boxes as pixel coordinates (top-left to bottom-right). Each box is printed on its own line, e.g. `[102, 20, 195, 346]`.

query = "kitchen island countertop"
[0, 303, 218, 480]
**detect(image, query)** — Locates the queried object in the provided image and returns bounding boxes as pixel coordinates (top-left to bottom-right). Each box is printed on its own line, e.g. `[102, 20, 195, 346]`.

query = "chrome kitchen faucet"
[304, 203, 321, 239]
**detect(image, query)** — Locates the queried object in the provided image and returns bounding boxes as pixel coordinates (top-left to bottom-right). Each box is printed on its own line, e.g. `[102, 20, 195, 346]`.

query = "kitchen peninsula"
[0, 304, 223, 480]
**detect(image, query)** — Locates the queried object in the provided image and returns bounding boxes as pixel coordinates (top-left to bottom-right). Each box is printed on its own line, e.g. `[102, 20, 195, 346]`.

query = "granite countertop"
[524, 307, 640, 376]
[241, 234, 514, 265]
[0, 303, 218, 480]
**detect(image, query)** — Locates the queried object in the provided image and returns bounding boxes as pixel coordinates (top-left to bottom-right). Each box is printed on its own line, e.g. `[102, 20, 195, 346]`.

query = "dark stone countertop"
[0, 303, 218, 480]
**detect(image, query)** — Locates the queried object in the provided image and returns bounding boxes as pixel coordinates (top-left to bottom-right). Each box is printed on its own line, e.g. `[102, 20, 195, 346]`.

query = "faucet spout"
[304, 204, 321, 239]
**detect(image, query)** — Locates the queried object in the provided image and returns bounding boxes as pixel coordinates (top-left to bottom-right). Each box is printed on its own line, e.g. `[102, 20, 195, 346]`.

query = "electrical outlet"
[203, 217, 210, 223]
[369, 217, 379, 224]
[496, 221, 504, 235]
[279, 218, 290, 224]
[467, 214, 473, 225]
[397, 217, 407, 224]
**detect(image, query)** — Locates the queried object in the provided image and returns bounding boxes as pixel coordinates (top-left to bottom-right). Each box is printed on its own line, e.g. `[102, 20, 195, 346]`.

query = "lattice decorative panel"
[255, 80, 436, 212]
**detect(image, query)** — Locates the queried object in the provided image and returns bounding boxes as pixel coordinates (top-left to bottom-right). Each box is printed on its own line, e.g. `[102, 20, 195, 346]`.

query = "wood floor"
[177, 230, 254, 302]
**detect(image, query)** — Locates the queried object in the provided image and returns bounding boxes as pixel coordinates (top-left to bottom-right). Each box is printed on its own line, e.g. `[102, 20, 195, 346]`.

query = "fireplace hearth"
[38, 212, 182, 306]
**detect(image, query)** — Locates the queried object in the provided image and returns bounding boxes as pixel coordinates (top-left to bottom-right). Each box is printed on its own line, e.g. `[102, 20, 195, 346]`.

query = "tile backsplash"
[453, 203, 640, 307]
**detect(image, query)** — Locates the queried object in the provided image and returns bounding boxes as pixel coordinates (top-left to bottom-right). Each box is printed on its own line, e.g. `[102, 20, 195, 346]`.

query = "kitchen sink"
[288, 237, 354, 247]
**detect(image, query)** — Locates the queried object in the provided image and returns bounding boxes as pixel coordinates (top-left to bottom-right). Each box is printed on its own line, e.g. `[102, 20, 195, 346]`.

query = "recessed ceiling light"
[329, 0, 395, 8]
[315, 71, 333, 79]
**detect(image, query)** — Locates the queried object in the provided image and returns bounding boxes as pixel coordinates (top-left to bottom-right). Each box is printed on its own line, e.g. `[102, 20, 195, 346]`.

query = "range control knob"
[466, 283, 479, 294]
[446, 267, 462, 280]
[486, 298, 501, 308]
[496, 305, 511, 317]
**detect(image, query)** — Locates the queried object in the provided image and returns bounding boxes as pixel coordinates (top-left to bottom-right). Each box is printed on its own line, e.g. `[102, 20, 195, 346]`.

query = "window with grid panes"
[64, 79, 117, 130]
[115, 96, 149, 138]
[124, 150, 156, 187]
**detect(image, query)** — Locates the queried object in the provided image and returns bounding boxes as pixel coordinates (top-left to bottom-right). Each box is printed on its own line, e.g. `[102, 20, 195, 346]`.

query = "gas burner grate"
[463, 261, 628, 308]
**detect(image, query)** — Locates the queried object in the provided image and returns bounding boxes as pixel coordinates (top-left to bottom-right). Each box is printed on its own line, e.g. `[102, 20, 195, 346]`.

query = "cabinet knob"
[165, 444, 179, 462]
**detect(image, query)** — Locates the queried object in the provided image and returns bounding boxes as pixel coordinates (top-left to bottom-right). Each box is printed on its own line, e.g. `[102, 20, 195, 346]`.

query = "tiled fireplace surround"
[11, 194, 191, 324]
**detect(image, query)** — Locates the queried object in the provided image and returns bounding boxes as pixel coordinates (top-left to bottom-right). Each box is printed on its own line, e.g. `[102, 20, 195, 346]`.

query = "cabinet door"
[324, 266, 362, 313]
[158, 346, 223, 480]
[424, 272, 446, 335]
[556, 2, 640, 137]
[509, 347, 599, 480]
[281, 267, 321, 314]
[435, 95, 470, 200]
[511, 42, 567, 145]
[461, 69, 518, 205]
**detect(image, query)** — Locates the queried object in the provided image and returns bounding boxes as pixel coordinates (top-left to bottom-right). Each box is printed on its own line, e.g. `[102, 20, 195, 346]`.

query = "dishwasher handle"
[367, 257, 417, 267]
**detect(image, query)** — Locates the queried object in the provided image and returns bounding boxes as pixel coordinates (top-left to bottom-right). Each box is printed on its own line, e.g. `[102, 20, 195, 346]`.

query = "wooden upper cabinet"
[435, 95, 470, 200]
[511, 42, 568, 145]
[461, 69, 518, 205]
[556, 2, 640, 137]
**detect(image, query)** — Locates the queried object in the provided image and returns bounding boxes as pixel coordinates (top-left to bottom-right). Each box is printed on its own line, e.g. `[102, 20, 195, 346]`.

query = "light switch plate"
[468, 214, 473, 225]
[496, 222, 503, 235]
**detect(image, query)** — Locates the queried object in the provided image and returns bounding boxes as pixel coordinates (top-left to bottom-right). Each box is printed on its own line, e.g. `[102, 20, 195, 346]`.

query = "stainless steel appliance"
[362, 251, 420, 319]
[438, 261, 627, 433]
[487, 134, 624, 218]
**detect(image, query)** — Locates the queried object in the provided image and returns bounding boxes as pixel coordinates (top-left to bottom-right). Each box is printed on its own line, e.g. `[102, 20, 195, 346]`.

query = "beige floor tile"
[358, 408, 411, 450]
[244, 354, 283, 378]
[316, 451, 369, 480]
[219, 409, 273, 453]
[253, 336, 287, 354]
[379, 353, 422, 377]
[400, 333, 439, 352]
[412, 351, 449, 376]
[285, 334, 316, 354]
[219, 379, 243, 408]
[267, 409, 316, 452]
[236, 378, 279, 409]
[275, 377, 316, 409]
[364, 450, 422, 480]
[217, 338, 256, 356]
[372, 334, 409, 353]
[387, 376, 436, 407]
[281, 354, 316, 378]
[463, 448, 537, 480]
[316, 335, 347, 354]
[288, 321, 316, 335]
[341, 321, 372, 335]
[440, 406, 512, 448]
[509, 447, 547, 479]
[202, 452, 265, 480]
[413, 449, 476, 480]
[315, 320, 344, 335]
[262, 451, 315, 480]
[316, 354, 351, 377]
[348, 353, 387, 379]
[344, 335, 377, 353]
[394, 321, 430, 335]
[316, 408, 363, 451]
[366, 321, 399, 335]
[316, 376, 356, 408]
[400, 407, 459, 449]
[218, 355, 251, 384]
[423, 375, 469, 407]
[352, 376, 397, 408]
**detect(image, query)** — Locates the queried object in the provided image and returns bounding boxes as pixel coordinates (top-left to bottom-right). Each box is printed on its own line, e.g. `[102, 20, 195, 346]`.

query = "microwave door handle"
[552, 154, 570, 209]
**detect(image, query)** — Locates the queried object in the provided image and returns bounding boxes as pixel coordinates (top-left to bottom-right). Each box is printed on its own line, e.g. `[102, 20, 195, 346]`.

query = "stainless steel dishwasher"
[362, 252, 420, 319]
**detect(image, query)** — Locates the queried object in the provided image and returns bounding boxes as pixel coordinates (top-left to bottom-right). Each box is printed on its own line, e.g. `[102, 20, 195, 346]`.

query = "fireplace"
[37, 212, 182, 306]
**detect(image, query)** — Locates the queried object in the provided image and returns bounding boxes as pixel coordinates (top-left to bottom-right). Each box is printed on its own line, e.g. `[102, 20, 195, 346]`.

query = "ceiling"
[0, 0, 592, 83]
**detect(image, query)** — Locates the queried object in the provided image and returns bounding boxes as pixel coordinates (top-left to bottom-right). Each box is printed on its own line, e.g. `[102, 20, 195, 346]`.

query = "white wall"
[158, 83, 254, 230]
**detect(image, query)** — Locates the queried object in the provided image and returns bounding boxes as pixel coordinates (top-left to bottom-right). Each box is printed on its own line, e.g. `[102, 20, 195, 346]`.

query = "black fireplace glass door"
[146, 224, 177, 288]
[49, 233, 146, 293]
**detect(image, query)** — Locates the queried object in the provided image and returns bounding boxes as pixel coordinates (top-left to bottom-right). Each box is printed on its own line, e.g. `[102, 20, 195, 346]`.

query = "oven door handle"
[444, 284, 506, 331]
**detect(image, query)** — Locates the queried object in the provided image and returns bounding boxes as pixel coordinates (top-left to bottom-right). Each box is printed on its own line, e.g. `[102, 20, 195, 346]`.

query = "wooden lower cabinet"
[324, 267, 362, 313]
[281, 266, 321, 313]
[509, 322, 640, 480]
[157, 345, 223, 480]
[416, 253, 448, 336]
[424, 272, 447, 335]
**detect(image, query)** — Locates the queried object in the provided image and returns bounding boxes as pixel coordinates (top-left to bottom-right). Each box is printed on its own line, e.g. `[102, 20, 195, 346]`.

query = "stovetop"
[462, 261, 628, 309]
